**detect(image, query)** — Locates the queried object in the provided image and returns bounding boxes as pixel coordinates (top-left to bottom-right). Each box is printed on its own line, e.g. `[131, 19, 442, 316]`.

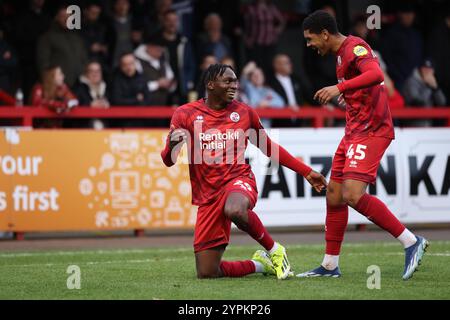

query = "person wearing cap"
[133, 34, 176, 106]
[402, 59, 446, 126]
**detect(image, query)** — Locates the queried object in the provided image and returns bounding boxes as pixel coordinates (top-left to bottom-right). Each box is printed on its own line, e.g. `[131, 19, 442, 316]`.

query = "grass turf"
[0, 241, 449, 300]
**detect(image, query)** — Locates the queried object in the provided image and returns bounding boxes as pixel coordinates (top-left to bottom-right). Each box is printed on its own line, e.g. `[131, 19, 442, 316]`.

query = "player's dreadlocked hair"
[201, 63, 234, 88]
[302, 10, 338, 35]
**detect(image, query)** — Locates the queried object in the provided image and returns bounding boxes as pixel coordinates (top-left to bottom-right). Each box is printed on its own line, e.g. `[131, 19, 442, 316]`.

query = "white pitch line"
[348, 252, 450, 257]
[0, 256, 197, 268]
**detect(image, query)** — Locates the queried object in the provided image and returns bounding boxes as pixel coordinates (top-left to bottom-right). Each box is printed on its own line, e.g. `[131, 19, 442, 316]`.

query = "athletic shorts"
[193, 176, 258, 253]
[330, 135, 392, 184]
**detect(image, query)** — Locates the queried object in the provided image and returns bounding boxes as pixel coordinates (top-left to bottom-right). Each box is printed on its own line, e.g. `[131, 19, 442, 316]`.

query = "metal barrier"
[1, 106, 450, 127]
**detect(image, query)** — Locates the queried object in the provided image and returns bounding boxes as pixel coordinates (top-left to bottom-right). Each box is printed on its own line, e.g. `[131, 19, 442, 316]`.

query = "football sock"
[355, 193, 405, 238]
[325, 204, 349, 255]
[243, 210, 275, 251]
[252, 260, 264, 273]
[322, 254, 340, 270]
[220, 260, 255, 277]
[397, 228, 417, 248]
[268, 242, 279, 255]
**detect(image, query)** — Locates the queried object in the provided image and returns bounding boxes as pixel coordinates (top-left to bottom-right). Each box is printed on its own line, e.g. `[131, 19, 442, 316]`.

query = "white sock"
[397, 229, 417, 248]
[321, 254, 339, 270]
[252, 260, 264, 273]
[268, 242, 279, 255]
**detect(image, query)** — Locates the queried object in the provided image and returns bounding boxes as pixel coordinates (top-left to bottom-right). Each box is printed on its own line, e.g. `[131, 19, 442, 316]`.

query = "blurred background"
[0, 0, 449, 129]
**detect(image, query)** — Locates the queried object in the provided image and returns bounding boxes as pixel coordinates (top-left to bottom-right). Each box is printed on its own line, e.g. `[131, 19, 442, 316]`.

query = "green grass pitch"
[1, 241, 449, 299]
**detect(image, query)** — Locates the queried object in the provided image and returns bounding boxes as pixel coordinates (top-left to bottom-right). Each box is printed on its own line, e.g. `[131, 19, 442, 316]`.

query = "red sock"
[220, 260, 255, 277]
[355, 193, 405, 237]
[325, 204, 349, 255]
[245, 210, 275, 251]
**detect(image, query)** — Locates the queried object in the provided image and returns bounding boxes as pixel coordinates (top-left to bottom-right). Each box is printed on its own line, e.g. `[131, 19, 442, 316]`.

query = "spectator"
[106, 0, 141, 68]
[196, 13, 233, 63]
[402, 59, 446, 107]
[268, 54, 315, 126]
[243, 0, 285, 75]
[36, 6, 88, 87]
[0, 26, 18, 96]
[81, 2, 109, 71]
[141, 0, 173, 38]
[30, 65, 78, 114]
[73, 60, 110, 129]
[111, 52, 150, 106]
[74, 61, 110, 108]
[380, 4, 423, 90]
[195, 54, 218, 99]
[427, 8, 450, 102]
[220, 56, 236, 71]
[155, 9, 195, 105]
[402, 59, 446, 127]
[134, 35, 176, 105]
[268, 53, 315, 109]
[240, 61, 284, 128]
[11, 0, 51, 102]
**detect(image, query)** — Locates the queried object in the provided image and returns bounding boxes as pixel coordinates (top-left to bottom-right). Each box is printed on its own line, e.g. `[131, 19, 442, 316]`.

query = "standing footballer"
[297, 10, 428, 280]
[161, 64, 327, 280]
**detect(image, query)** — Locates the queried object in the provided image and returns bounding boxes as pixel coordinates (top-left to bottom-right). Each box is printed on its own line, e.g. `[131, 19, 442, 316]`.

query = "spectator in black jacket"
[111, 53, 150, 106]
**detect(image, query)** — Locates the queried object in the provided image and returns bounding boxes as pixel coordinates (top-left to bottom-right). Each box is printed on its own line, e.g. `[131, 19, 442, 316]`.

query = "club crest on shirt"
[230, 112, 240, 122]
[353, 45, 368, 57]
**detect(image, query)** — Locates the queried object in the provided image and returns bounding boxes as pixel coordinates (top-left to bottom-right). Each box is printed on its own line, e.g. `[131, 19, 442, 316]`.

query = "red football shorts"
[330, 135, 392, 184]
[193, 176, 258, 253]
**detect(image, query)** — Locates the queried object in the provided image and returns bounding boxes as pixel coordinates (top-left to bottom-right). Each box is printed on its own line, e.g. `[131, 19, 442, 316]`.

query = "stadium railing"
[1, 106, 450, 127]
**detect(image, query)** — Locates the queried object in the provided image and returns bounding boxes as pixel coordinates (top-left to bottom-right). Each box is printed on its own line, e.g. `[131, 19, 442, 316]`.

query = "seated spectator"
[30, 65, 78, 113]
[240, 61, 284, 128]
[111, 53, 150, 106]
[134, 35, 176, 106]
[30, 65, 78, 127]
[268, 54, 315, 126]
[402, 59, 446, 126]
[196, 13, 233, 63]
[74, 60, 110, 129]
[74, 61, 110, 108]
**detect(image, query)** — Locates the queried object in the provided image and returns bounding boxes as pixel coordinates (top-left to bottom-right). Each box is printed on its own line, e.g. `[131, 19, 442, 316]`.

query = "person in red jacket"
[30, 65, 78, 113]
[297, 10, 428, 280]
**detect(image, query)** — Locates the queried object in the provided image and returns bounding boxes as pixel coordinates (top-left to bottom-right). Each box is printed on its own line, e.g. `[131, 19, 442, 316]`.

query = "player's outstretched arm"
[314, 61, 384, 105]
[161, 126, 187, 167]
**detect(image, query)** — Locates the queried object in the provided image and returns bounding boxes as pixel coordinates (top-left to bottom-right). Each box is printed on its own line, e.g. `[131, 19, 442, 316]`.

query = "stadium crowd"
[0, 0, 449, 127]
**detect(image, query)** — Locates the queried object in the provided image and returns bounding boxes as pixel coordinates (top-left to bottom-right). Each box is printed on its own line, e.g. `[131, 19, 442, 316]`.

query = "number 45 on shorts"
[346, 144, 367, 160]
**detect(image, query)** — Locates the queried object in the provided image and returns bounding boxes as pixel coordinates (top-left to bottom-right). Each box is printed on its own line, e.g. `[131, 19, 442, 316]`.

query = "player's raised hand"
[305, 170, 328, 193]
[169, 127, 188, 150]
[314, 85, 341, 105]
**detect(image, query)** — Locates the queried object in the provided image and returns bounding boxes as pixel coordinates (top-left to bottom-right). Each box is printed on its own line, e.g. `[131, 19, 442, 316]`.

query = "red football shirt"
[163, 99, 263, 206]
[336, 35, 395, 139]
